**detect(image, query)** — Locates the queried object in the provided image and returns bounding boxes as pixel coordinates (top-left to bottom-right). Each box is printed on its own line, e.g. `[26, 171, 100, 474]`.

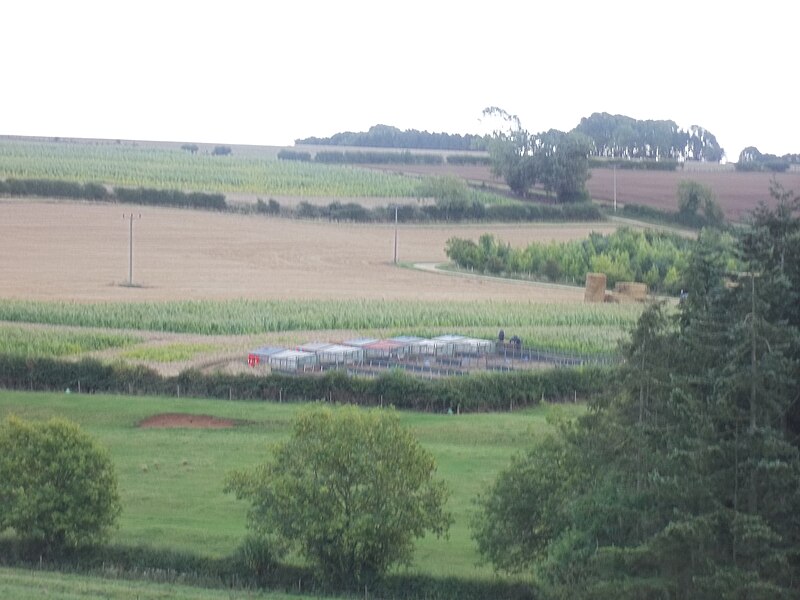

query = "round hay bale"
[584, 273, 607, 303]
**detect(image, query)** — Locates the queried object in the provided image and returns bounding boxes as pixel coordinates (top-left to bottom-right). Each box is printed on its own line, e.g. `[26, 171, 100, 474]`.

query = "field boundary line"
[410, 263, 584, 291]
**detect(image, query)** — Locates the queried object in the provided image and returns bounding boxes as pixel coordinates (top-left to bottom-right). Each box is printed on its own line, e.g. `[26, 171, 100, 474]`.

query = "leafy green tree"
[0, 416, 121, 554]
[473, 184, 800, 598]
[483, 108, 591, 202]
[677, 179, 725, 227]
[225, 405, 451, 589]
[472, 435, 571, 573]
[483, 107, 539, 197]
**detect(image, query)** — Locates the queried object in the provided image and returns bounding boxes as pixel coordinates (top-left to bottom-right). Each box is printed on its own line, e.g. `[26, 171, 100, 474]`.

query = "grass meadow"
[0, 566, 307, 600]
[0, 390, 582, 582]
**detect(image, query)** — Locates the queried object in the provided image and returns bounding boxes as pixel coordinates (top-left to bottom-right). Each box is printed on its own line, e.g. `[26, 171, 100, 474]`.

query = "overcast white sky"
[1, 0, 796, 160]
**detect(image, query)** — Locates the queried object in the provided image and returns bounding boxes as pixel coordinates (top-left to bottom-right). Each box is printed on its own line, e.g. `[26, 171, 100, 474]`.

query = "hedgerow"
[0, 356, 614, 412]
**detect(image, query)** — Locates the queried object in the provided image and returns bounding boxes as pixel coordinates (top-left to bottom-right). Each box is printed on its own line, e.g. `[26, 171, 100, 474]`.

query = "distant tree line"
[445, 227, 697, 294]
[295, 124, 489, 151]
[736, 146, 800, 172]
[278, 148, 491, 167]
[573, 112, 725, 162]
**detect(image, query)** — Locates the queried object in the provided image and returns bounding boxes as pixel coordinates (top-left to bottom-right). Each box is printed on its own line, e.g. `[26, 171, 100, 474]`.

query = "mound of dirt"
[138, 413, 238, 429]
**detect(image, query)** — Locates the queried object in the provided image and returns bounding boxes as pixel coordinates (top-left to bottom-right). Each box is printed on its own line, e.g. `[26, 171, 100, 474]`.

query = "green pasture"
[0, 390, 582, 581]
[0, 566, 307, 600]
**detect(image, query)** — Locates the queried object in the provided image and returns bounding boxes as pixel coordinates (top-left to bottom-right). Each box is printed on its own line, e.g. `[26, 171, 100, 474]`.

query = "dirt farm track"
[0, 200, 619, 303]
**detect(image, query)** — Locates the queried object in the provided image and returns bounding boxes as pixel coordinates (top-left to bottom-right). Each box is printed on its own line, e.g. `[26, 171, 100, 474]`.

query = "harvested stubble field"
[0, 199, 616, 303]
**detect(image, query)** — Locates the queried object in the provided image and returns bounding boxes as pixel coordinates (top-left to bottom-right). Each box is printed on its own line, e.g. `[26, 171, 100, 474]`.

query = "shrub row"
[734, 159, 789, 173]
[114, 187, 227, 210]
[294, 200, 603, 224]
[1, 178, 227, 211]
[314, 150, 445, 165]
[276, 149, 312, 161]
[619, 202, 716, 229]
[589, 159, 680, 171]
[0, 356, 614, 412]
[0, 178, 109, 199]
[445, 154, 492, 166]
[0, 538, 537, 600]
[2, 176, 601, 224]
[278, 149, 492, 167]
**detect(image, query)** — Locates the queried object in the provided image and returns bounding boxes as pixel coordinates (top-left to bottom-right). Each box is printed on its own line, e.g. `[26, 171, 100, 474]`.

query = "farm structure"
[248, 334, 615, 378]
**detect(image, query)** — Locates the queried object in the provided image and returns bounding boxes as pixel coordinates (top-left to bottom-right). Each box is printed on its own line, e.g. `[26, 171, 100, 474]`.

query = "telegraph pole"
[393, 205, 398, 264]
[123, 213, 141, 286]
[613, 165, 617, 212]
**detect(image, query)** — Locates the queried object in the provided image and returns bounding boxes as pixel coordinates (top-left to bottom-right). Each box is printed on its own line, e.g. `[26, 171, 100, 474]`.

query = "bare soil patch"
[0, 200, 615, 303]
[138, 413, 238, 429]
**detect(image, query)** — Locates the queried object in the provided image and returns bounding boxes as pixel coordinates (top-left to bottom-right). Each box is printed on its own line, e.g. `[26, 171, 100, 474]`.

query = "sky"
[2, 0, 797, 161]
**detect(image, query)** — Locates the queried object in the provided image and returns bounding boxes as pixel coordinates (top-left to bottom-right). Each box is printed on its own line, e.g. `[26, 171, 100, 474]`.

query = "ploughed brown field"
[0, 200, 618, 303]
[363, 163, 800, 221]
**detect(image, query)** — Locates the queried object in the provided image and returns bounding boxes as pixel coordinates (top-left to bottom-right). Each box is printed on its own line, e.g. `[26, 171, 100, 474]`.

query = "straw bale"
[614, 281, 648, 301]
[584, 273, 607, 303]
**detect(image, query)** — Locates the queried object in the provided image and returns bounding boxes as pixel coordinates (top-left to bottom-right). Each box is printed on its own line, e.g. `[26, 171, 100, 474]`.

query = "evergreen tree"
[474, 184, 800, 598]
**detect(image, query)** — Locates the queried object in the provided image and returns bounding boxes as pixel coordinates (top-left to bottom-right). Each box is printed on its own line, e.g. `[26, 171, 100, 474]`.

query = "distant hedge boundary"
[295, 199, 603, 223]
[1, 177, 603, 223]
[0, 356, 614, 412]
[0, 178, 227, 210]
[589, 158, 680, 171]
[279, 149, 492, 167]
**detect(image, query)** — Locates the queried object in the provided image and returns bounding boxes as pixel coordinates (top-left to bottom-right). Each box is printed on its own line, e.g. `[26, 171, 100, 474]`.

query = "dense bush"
[446, 227, 694, 294]
[0, 356, 613, 411]
[0, 416, 121, 554]
[114, 187, 227, 210]
[226, 405, 451, 588]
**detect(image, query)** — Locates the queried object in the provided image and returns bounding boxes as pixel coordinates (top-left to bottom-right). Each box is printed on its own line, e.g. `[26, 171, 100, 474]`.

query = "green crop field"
[0, 299, 641, 357]
[0, 391, 581, 582]
[0, 139, 429, 197]
[0, 324, 140, 358]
